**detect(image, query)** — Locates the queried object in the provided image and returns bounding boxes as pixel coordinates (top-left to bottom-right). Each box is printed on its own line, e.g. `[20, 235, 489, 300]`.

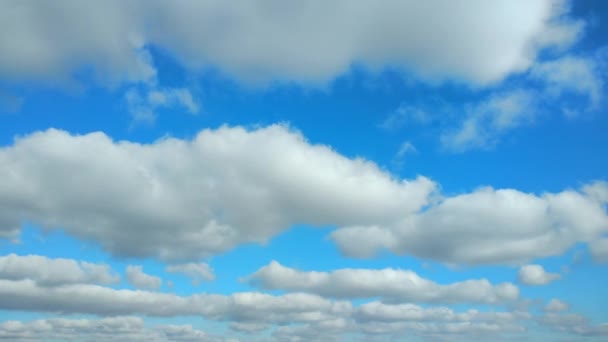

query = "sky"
[0, 0, 607, 341]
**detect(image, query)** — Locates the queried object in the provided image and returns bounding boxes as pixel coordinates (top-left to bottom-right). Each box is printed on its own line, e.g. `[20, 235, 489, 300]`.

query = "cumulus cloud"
[126, 265, 162, 290]
[518, 264, 561, 285]
[0, 253, 119, 286]
[0, 316, 233, 342]
[0, 0, 583, 86]
[0, 125, 435, 261]
[166, 262, 215, 284]
[249, 261, 518, 304]
[331, 181, 608, 265]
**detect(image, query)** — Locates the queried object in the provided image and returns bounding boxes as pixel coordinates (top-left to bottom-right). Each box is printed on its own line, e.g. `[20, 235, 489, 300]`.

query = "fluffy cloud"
[0, 253, 119, 286]
[0, 125, 435, 261]
[249, 261, 518, 304]
[0, 0, 583, 86]
[0, 317, 233, 342]
[126, 265, 162, 290]
[166, 262, 215, 284]
[331, 181, 608, 265]
[518, 264, 561, 285]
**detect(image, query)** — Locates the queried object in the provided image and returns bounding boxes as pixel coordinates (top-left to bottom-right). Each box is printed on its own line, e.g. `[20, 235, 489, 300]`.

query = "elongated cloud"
[331, 181, 608, 265]
[0, 0, 582, 86]
[0, 125, 434, 261]
[249, 261, 518, 304]
[0, 253, 119, 286]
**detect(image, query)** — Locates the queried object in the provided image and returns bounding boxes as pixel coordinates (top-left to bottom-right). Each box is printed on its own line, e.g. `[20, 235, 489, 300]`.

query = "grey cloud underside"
[1, 125, 607, 265]
[0, 0, 582, 85]
[249, 261, 518, 304]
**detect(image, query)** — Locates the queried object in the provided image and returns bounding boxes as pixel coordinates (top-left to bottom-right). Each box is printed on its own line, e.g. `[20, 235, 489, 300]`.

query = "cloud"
[379, 105, 432, 131]
[166, 262, 215, 284]
[0, 279, 351, 325]
[518, 264, 561, 285]
[0, 316, 232, 342]
[589, 238, 608, 262]
[0, 253, 119, 286]
[0, 0, 583, 86]
[125, 86, 199, 123]
[0, 125, 435, 261]
[331, 181, 608, 265]
[249, 261, 518, 304]
[539, 313, 608, 336]
[544, 299, 569, 312]
[441, 89, 538, 152]
[126, 265, 162, 290]
[530, 55, 604, 115]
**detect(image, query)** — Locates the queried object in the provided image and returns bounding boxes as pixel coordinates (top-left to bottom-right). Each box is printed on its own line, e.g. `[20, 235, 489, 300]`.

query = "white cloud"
[441, 90, 538, 152]
[331, 181, 608, 265]
[544, 299, 569, 312]
[166, 262, 215, 284]
[518, 265, 561, 286]
[125, 86, 199, 123]
[0, 0, 583, 86]
[126, 265, 162, 290]
[0, 125, 435, 261]
[249, 261, 518, 304]
[530, 55, 604, 115]
[0, 253, 119, 286]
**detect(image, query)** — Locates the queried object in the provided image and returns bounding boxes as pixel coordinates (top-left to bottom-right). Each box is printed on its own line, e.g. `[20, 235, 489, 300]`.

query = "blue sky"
[0, 0, 607, 341]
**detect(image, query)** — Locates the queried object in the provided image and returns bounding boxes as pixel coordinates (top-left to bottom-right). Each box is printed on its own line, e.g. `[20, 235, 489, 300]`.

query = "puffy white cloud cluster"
[0, 125, 435, 261]
[1, 125, 607, 265]
[0, 0, 582, 86]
